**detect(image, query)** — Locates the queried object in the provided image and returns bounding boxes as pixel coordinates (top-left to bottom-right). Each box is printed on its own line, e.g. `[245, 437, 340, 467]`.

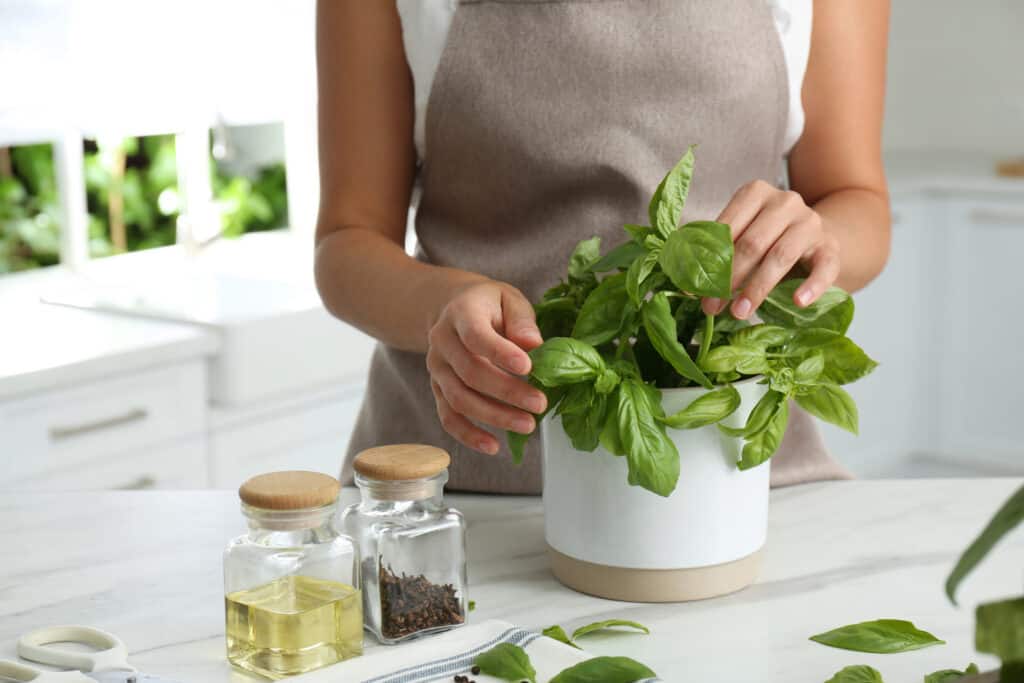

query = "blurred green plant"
[0, 134, 288, 274]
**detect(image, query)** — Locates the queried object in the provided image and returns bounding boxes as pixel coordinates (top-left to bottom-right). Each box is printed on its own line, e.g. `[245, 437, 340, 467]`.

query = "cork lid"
[238, 471, 340, 510]
[353, 444, 451, 481]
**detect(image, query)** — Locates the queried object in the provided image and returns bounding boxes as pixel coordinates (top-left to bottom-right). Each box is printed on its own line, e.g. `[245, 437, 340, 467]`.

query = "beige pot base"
[548, 545, 763, 603]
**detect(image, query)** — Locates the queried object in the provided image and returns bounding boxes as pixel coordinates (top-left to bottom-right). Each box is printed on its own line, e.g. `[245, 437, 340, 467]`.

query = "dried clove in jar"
[379, 562, 464, 639]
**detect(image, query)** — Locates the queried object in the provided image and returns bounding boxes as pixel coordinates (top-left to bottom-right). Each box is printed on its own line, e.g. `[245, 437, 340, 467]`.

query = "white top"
[396, 0, 812, 161]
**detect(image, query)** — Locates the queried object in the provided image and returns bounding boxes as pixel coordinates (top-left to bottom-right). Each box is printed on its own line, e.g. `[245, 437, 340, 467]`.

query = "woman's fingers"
[452, 299, 531, 375]
[733, 219, 821, 318]
[717, 179, 774, 239]
[794, 236, 841, 307]
[731, 191, 807, 292]
[431, 362, 536, 435]
[429, 325, 546, 413]
[500, 287, 543, 352]
[431, 381, 500, 455]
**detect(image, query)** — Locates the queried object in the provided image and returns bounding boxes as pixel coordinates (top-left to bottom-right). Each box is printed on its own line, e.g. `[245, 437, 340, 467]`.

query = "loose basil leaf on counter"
[809, 619, 945, 653]
[617, 379, 680, 496]
[550, 656, 657, 683]
[739, 395, 788, 470]
[573, 273, 633, 347]
[641, 292, 712, 389]
[529, 337, 606, 387]
[796, 383, 858, 434]
[651, 145, 694, 238]
[660, 386, 740, 429]
[571, 619, 651, 639]
[590, 240, 648, 273]
[975, 598, 1024, 661]
[730, 323, 795, 349]
[923, 663, 979, 683]
[542, 624, 580, 649]
[568, 236, 602, 283]
[474, 643, 537, 683]
[702, 344, 767, 375]
[824, 665, 885, 683]
[658, 220, 734, 299]
[759, 280, 855, 334]
[468, 600, 476, 612]
[946, 483, 1024, 604]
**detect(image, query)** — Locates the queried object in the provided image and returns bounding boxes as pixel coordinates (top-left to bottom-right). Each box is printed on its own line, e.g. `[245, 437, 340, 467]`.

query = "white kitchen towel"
[291, 620, 661, 683]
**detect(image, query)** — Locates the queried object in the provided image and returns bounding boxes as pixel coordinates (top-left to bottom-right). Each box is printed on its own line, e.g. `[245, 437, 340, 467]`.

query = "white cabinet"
[208, 383, 365, 488]
[0, 361, 208, 489]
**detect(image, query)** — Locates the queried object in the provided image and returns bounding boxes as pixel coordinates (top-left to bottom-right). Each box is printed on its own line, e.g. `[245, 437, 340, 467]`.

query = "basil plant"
[508, 146, 877, 497]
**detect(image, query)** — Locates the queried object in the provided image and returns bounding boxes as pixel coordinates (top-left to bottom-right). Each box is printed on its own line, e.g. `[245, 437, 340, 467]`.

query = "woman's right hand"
[426, 280, 549, 455]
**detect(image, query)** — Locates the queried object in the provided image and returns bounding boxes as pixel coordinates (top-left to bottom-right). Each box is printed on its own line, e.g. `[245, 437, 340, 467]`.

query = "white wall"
[884, 0, 1024, 154]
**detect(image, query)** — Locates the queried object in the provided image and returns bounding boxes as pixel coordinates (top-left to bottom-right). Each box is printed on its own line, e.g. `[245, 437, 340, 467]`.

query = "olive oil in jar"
[226, 575, 363, 679]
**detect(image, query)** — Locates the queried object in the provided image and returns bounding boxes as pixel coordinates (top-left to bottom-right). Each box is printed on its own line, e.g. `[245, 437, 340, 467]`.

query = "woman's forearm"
[812, 187, 891, 294]
[314, 226, 489, 353]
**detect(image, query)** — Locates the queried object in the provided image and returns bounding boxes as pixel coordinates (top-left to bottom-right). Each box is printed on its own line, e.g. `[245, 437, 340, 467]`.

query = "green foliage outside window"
[0, 134, 288, 274]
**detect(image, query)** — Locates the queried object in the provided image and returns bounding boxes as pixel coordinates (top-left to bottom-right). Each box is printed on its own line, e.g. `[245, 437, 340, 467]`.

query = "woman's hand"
[703, 180, 841, 319]
[426, 281, 548, 455]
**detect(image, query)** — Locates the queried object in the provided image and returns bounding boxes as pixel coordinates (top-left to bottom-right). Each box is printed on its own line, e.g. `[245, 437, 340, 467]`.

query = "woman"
[315, 0, 891, 493]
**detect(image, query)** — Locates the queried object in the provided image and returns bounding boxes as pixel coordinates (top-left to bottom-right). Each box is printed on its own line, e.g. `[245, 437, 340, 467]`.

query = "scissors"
[0, 626, 178, 683]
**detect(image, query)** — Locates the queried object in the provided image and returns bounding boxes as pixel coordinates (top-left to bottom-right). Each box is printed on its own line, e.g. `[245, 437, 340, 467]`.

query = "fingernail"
[514, 417, 535, 434]
[732, 297, 753, 319]
[509, 354, 530, 375]
[527, 395, 546, 413]
[479, 439, 498, 454]
[795, 286, 813, 306]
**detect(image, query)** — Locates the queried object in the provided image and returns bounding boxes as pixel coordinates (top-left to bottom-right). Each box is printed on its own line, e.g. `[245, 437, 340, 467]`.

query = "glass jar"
[340, 444, 468, 644]
[224, 471, 362, 679]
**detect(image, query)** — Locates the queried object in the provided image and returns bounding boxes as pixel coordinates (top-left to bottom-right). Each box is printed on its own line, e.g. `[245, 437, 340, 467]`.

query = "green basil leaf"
[660, 386, 741, 429]
[507, 383, 565, 464]
[617, 379, 680, 496]
[768, 366, 795, 395]
[561, 386, 609, 452]
[923, 663, 979, 683]
[468, 600, 476, 611]
[809, 619, 945, 653]
[653, 145, 695, 238]
[529, 337, 605, 387]
[624, 223, 654, 244]
[474, 643, 537, 683]
[641, 292, 712, 389]
[568, 236, 602, 282]
[535, 296, 578, 340]
[718, 389, 784, 438]
[594, 367, 621, 395]
[648, 174, 668, 232]
[571, 619, 651, 639]
[824, 665, 885, 683]
[759, 280, 855, 334]
[730, 324, 795, 349]
[658, 220, 734, 298]
[794, 351, 826, 384]
[508, 431, 529, 465]
[946, 484, 1024, 604]
[786, 330, 878, 385]
[643, 234, 665, 251]
[542, 624, 580, 649]
[590, 240, 648, 273]
[550, 656, 657, 683]
[572, 273, 633, 347]
[976, 597, 1024, 661]
[702, 344, 767, 375]
[625, 251, 659, 307]
[739, 394, 788, 470]
[796, 384, 858, 434]
[599, 386, 627, 456]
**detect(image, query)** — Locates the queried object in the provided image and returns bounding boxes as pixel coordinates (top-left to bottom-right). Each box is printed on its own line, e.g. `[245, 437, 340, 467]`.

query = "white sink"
[42, 232, 375, 406]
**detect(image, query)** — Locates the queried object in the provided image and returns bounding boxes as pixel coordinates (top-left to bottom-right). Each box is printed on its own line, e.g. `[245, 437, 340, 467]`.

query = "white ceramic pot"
[542, 377, 770, 602]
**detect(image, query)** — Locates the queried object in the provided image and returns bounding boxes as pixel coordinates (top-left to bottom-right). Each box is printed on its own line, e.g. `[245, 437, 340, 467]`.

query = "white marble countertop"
[3, 479, 1021, 682]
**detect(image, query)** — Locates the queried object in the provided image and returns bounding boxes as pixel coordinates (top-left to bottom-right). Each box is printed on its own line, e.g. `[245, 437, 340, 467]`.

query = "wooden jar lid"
[238, 471, 340, 510]
[353, 444, 451, 481]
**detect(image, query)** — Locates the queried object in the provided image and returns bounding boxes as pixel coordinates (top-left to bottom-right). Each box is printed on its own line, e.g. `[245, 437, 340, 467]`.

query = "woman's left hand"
[702, 180, 840, 319]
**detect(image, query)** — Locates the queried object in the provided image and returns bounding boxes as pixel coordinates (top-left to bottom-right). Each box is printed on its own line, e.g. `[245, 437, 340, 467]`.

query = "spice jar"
[224, 471, 362, 679]
[340, 444, 468, 644]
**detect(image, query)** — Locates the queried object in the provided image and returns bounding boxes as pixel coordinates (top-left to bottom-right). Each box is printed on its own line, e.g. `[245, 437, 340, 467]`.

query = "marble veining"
[2, 479, 1021, 682]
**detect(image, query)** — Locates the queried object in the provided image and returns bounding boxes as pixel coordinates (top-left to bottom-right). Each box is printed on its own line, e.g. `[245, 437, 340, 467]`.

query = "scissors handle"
[17, 626, 132, 673]
[0, 659, 95, 682]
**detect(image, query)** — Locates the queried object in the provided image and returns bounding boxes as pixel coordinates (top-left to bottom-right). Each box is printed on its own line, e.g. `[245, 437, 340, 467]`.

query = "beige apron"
[345, 0, 852, 492]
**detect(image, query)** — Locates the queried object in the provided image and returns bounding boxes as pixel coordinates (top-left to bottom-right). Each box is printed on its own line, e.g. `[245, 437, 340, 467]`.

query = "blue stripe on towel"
[362, 627, 540, 683]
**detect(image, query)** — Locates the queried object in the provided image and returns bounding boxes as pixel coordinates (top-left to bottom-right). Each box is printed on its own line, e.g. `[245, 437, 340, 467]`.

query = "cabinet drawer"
[0, 361, 206, 484]
[10, 435, 208, 490]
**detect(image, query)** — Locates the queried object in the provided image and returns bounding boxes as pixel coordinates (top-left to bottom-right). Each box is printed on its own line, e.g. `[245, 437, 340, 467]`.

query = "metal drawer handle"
[48, 408, 149, 441]
[969, 208, 1024, 225]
